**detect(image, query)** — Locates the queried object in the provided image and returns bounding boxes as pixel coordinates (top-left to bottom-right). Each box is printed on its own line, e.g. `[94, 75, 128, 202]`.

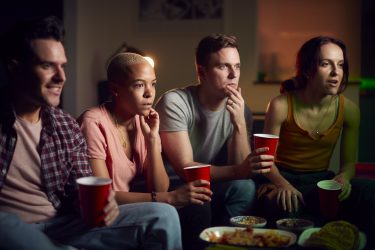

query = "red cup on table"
[76, 176, 112, 227]
[183, 165, 211, 190]
[254, 133, 279, 165]
[317, 180, 342, 220]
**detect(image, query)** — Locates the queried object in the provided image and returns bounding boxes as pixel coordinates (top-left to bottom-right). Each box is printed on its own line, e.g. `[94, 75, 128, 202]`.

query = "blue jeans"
[211, 179, 256, 226]
[0, 202, 182, 250]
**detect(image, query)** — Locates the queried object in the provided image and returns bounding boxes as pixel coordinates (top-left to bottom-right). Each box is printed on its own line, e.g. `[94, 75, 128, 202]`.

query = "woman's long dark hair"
[280, 36, 349, 94]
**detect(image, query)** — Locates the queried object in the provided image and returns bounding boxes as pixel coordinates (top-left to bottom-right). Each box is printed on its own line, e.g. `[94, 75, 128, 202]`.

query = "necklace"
[295, 95, 336, 138]
[114, 116, 127, 149]
[106, 102, 128, 149]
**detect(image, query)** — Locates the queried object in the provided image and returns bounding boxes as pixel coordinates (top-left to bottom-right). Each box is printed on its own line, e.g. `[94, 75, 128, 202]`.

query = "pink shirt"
[79, 105, 147, 191]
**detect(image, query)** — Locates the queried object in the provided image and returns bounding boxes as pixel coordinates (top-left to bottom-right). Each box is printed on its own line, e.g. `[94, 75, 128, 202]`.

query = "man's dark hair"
[195, 34, 238, 68]
[0, 16, 65, 72]
[281, 36, 349, 94]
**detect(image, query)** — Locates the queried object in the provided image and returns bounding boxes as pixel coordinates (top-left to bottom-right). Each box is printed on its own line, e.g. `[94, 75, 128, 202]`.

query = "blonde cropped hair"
[107, 52, 149, 83]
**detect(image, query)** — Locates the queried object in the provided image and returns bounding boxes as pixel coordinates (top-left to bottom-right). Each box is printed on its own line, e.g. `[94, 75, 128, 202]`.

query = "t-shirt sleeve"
[244, 104, 253, 140]
[78, 111, 108, 160]
[155, 91, 191, 132]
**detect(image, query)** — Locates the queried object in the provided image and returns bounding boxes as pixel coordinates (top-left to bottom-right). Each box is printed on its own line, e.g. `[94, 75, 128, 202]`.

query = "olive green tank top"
[275, 93, 345, 172]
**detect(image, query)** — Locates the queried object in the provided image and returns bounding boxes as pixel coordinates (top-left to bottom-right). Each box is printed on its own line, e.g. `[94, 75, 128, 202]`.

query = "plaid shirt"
[0, 93, 92, 212]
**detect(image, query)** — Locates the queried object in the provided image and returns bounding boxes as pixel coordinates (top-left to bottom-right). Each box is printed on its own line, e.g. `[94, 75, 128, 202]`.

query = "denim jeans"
[211, 179, 256, 226]
[0, 202, 182, 250]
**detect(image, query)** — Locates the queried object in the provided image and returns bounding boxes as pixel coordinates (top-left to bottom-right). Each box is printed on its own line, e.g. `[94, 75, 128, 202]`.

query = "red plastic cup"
[317, 180, 342, 220]
[76, 176, 112, 227]
[254, 133, 279, 166]
[183, 165, 211, 190]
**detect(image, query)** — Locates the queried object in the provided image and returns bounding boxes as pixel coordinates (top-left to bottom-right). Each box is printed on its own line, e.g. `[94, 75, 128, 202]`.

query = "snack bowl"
[276, 218, 314, 234]
[230, 216, 267, 228]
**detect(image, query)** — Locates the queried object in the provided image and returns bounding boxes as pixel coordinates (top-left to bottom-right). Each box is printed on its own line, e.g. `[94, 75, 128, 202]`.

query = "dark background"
[359, 0, 375, 162]
[0, 0, 63, 87]
[0, 0, 374, 163]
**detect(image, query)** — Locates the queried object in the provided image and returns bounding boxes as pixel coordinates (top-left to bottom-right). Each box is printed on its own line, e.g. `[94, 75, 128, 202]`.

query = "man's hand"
[226, 86, 246, 128]
[103, 190, 120, 226]
[238, 147, 274, 177]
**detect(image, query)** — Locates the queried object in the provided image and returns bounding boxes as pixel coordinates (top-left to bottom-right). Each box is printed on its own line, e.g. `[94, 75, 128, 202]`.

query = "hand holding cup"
[317, 180, 342, 220]
[183, 165, 211, 190]
[76, 176, 112, 227]
[253, 133, 279, 168]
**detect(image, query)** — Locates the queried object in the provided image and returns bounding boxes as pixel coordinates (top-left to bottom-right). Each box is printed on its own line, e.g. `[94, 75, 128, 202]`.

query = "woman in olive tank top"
[257, 36, 375, 249]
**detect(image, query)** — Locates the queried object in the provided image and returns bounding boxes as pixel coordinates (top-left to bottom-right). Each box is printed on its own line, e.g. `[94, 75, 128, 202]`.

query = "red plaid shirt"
[0, 98, 92, 212]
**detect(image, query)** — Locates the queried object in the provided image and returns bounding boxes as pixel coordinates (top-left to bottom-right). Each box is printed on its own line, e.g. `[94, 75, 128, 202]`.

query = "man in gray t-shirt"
[157, 85, 253, 166]
[155, 34, 273, 228]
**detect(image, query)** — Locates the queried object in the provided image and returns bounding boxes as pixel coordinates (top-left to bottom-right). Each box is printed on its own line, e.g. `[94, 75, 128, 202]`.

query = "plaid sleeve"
[64, 118, 92, 198]
[70, 120, 92, 178]
[41, 107, 92, 211]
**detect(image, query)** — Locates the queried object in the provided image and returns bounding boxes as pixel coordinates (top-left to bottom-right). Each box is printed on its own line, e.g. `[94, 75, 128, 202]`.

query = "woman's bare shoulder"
[267, 94, 289, 114]
[343, 96, 360, 126]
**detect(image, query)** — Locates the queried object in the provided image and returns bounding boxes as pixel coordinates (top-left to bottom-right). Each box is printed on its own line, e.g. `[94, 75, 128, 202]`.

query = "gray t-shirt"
[156, 85, 253, 166]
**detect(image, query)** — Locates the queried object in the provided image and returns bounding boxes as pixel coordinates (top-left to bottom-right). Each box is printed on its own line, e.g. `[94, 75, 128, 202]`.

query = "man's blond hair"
[107, 52, 149, 83]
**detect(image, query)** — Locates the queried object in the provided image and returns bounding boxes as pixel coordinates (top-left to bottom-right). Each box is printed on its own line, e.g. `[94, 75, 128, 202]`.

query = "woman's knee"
[149, 203, 181, 228]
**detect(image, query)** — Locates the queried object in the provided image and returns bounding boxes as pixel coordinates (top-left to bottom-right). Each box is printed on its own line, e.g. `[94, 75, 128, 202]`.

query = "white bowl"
[230, 216, 267, 228]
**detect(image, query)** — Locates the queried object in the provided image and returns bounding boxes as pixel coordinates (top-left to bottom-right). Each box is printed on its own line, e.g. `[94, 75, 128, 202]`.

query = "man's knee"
[229, 179, 256, 199]
[0, 212, 22, 234]
[226, 180, 257, 214]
